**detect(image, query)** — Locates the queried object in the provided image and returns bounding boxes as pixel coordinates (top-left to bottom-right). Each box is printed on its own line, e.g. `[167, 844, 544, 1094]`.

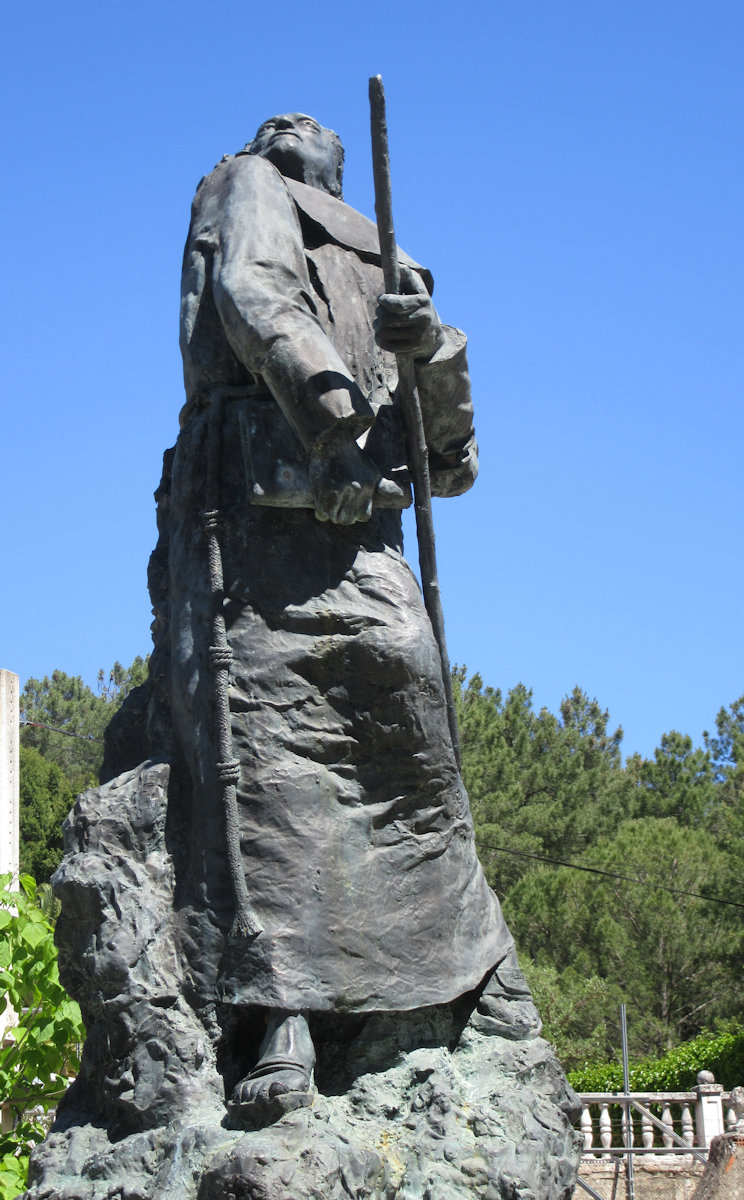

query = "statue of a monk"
[117, 113, 529, 1129]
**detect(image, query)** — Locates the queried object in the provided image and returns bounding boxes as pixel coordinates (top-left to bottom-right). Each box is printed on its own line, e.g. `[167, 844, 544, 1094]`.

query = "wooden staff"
[203, 397, 262, 940]
[368, 74, 462, 770]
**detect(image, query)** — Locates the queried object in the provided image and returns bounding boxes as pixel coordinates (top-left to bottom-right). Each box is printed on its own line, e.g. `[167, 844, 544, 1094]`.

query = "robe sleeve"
[196, 154, 374, 449]
[415, 325, 478, 497]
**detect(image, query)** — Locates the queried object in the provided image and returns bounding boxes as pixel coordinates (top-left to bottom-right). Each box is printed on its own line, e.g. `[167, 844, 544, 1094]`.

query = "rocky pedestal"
[21, 760, 580, 1200]
[692, 1135, 744, 1200]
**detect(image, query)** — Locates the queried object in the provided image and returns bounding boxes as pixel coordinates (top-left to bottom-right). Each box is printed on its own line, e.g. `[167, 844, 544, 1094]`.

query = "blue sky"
[2, 1, 742, 759]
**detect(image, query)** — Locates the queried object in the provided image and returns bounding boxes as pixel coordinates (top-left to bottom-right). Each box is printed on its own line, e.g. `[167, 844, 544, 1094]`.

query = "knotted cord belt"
[202, 395, 262, 940]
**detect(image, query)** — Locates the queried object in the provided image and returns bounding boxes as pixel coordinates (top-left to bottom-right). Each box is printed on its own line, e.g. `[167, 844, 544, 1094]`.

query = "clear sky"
[2, 1, 742, 760]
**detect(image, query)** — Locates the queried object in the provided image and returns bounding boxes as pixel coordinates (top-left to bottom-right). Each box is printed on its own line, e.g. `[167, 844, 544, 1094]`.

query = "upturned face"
[249, 113, 340, 194]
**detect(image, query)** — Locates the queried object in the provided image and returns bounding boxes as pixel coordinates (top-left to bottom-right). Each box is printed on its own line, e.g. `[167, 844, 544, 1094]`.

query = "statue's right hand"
[308, 434, 381, 525]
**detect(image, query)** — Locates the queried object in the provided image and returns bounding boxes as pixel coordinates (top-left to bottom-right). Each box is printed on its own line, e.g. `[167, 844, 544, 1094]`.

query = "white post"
[0, 670, 19, 880]
[694, 1071, 725, 1147]
[580, 1104, 593, 1153]
[0, 669, 20, 1062]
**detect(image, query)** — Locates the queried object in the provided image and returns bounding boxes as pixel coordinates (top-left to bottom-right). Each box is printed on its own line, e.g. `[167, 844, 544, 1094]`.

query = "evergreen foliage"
[705, 695, 744, 855]
[19, 658, 148, 790]
[17, 657, 150, 884]
[508, 818, 742, 1056]
[18, 748, 75, 883]
[635, 731, 718, 825]
[456, 670, 744, 1069]
[455, 672, 636, 896]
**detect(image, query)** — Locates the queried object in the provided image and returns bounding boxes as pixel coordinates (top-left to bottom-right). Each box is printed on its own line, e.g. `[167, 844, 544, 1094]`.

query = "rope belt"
[202, 396, 262, 941]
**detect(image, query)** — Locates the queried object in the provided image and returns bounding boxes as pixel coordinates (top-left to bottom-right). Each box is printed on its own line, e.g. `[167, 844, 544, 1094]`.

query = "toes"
[232, 1068, 309, 1107]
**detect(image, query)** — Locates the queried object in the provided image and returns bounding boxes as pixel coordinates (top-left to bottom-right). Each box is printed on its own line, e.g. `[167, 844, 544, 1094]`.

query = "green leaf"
[17, 875, 36, 900]
[19, 922, 48, 950]
[0, 1154, 29, 1200]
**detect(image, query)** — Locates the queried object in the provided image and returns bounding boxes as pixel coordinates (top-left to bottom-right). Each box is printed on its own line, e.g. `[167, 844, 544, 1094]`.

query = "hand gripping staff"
[368, 75, 462, 770]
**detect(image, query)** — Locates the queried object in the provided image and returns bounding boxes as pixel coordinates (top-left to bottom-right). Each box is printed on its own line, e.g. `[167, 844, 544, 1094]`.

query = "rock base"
[21, 760, 580, 1200]
[24, 1023, 579, 1200]
[692, 1135, 744, 1200]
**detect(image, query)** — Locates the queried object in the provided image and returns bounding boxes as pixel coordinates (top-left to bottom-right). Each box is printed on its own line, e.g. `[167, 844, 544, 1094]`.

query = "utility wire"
[17, 722, 744, 909]
[19, 720, 103, 745]
[475, 838, 744, 910]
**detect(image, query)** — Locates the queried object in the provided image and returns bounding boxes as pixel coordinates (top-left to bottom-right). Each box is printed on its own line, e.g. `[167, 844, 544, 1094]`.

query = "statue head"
[246, 113, 344, 199]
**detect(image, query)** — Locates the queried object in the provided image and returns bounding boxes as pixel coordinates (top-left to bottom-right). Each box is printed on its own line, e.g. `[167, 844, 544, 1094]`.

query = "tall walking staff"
[369, 74, 462, 770]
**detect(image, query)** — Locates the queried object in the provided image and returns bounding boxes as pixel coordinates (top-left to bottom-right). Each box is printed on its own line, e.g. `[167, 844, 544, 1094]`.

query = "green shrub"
[0, 874, 84, 1200]
[568, 1027, 744, 1092]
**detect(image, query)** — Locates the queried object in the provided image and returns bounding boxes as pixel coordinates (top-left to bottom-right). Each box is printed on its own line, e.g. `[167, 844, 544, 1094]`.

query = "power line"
[15, 720, 744, 911]
[19, 720, 103, 745]
[475, 838, 744, 910]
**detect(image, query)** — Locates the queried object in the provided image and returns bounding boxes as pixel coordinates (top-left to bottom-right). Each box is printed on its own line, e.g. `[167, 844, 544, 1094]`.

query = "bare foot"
[228, 1011, 315, 1129]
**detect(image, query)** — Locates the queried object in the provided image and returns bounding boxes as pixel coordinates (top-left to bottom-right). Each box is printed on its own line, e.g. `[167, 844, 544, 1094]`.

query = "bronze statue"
[171, 112, 515, 1125]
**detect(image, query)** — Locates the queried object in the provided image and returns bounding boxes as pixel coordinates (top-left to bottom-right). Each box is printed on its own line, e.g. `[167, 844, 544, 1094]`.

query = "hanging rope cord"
[202, 397, 262, 940]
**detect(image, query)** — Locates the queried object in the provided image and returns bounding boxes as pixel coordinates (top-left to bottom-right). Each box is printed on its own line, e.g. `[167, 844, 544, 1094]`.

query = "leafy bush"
[568, 1026, 744, 1092]
[0, 874, 84, 1199]
[522, 961, 619, 1071]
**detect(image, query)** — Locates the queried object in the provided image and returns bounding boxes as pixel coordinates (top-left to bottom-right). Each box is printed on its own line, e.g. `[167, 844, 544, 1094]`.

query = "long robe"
[168, 153, 512, 1013]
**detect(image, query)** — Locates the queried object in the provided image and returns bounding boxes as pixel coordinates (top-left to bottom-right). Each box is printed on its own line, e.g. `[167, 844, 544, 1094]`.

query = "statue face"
[249, 113, 340, 194]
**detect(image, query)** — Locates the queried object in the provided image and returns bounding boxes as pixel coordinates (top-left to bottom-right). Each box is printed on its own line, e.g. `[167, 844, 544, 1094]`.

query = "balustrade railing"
[578, 1079, 739, 1160]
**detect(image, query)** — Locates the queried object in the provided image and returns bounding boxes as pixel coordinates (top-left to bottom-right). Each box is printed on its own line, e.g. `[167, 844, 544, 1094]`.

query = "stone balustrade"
[578, 1075, 737, 1158]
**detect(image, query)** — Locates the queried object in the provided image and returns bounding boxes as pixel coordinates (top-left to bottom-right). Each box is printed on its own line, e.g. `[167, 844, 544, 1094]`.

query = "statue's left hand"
[308, 433, 381, 525]
[374, 265, 444, 361]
